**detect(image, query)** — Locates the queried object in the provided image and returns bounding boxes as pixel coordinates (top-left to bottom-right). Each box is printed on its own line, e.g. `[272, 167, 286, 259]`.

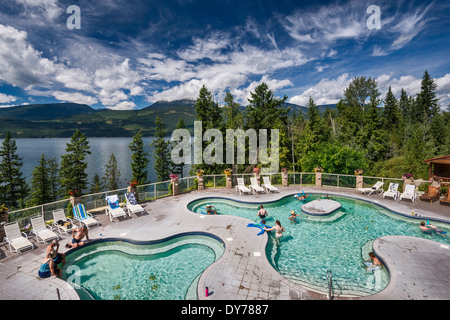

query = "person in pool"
[363, 252, 383, 272]
[257, 205, 268, 219]
[264, 220, 285, 242]
[288, 210, 300, 223]
[419, 221, 447, 236]
[294, 192, 309, 200]
[206, 204, 218, 215]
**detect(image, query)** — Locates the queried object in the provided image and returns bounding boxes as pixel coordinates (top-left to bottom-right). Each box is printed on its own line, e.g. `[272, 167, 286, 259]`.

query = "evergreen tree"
[0, 132, 29, 209]
[60, 129, 91, 197]
[47, 157, 60, 202]
[103, 153, 121, 191]
[30, 154, 51, 206]
[382, 87, 401, 131]
[129, 130, 149, 185]
[172, 118, 187, 178]
[90, 173, 104, 194]
[151, 117, 172, 181]
[415, 70, 439, 124]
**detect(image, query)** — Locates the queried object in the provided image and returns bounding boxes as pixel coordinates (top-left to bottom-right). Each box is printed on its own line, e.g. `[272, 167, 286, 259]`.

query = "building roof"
[423, 155, 450, 165]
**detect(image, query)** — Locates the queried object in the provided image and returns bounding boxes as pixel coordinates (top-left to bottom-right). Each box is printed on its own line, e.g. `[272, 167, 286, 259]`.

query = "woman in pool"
[264, 220, 285, 243]
[363, 252, 383, 272]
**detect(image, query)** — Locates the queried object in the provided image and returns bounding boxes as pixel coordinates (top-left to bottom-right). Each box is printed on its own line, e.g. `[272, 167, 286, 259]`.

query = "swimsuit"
[38, 259, 52, 278]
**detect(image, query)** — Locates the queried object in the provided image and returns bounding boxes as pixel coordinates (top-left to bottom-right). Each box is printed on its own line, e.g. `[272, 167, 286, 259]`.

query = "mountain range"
[0, 100, 336, 138]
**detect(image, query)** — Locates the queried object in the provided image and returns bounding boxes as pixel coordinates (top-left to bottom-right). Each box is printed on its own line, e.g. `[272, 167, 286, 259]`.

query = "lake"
[8, 137, 190, 188]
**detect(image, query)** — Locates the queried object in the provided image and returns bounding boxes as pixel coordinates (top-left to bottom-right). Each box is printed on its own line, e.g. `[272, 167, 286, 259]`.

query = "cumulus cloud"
[52, 91, 98, 105]
[0, 93, 17, 104]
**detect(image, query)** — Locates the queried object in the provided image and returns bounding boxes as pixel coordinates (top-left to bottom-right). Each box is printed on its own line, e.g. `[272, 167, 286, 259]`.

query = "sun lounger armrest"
[21, 232, 28, 239]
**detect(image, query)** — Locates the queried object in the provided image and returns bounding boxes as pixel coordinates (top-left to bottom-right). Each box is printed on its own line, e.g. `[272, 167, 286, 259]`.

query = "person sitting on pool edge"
[66, 225, 90, 249]
[288, 210, 300, 223]
[419, 221, 448, 236]
[257, 205, 268, 219]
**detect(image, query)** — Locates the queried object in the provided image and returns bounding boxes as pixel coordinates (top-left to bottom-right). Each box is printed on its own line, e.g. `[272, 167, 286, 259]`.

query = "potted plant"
[253, 167, 261, 174]
[354, 169, 364, 176]
[314, 166, 323, 173]
[224, 168, 233, 176]
[196, 169, 204, 176]
[0, 204, 9, 241]
[170, 174, 179, 180]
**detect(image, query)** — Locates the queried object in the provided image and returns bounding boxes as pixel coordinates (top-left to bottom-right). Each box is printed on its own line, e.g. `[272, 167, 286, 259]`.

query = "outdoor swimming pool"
[61, 234, 224, 300]
[188, 194, 450, 296]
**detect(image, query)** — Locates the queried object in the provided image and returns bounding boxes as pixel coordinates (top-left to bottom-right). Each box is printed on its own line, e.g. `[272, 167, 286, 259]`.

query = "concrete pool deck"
[0, 185, 449, 300]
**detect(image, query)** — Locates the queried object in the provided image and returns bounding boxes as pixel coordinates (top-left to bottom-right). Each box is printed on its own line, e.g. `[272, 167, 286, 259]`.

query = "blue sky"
[0, 0, 449, 110]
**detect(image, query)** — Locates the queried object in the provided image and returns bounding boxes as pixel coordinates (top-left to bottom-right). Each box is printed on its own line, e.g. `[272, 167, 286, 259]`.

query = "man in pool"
[257, 205, 268, 219]
[419, 221, 447, 236]
[294, 192, 309, 200]
[66, 225, 90, 249]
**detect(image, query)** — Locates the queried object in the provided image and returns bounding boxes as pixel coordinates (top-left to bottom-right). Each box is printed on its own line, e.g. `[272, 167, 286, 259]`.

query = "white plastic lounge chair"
[125, 192, 146, 217]
[262, 176, 279, 193]
[3, 221, 34, 254]
[52, 209, 75, 235]
[357, 181, 384, 195]
[399, 184, 417, 202]
[250, 177, 265, 194]
[30, 215, 59, 244]
[73, 203, 99, 228]
[382, 183, 399, 200]
[235, 177, 251, 195]
[105, 195, 128, 221]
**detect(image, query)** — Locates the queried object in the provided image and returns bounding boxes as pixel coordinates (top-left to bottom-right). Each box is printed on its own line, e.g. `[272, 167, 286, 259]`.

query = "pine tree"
[60, 129, 91, 197]
[0, 132, 29, 209]
[415, 70, 439, 124]
[90, 173, 104, 194]
[382, 87, 401, 131]
[47, 157, 60, 202]
[103, 153, 121, 191]
[31, 154, 51, 206]
[151, 117, 172, 181]
[129, 130, 149, 185]
[172, 118, 187, 178]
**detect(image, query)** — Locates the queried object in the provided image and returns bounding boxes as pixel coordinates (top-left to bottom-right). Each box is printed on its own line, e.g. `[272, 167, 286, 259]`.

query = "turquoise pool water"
[62, 234, 224, 300]
[188, 194, 450, 296]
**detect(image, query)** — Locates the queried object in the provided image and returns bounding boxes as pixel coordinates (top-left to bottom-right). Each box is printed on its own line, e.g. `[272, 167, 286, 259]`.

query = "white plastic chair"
[3, 221, 34, 254]
[250, 177, 265, 194]
[235, 178, 251, 195]
[358, 181, 384, 195]
[125, 192, 146, 217]
[262, 176, 279, 193]
[30, 215, 59, 244]
[105, 195, 128, 221]
[382, 183, 399, 200]
[399, 184, 417, 202]
[52, 209, 75, 235]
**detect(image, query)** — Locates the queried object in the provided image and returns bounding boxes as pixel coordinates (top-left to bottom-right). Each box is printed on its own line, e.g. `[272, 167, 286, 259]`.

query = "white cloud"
[107, 101, 137, 111]
[14, 0, 62, 21]
[52, 91, 98, 105]
[0, 93, 17, 104]
[289, 74, 352, 106]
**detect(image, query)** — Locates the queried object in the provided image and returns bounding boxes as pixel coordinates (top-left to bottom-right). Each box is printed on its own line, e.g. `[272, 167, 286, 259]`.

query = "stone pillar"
[315, 172, 322, 187]
[226, 175, 232, 189]
[282, 171, 289, 187]
[0, 213, 9, 243]
[70, 196, 82, 207]
[171, 177, 179, 196]
[197, 175, 205, 190]
[356, 175, 364, 190]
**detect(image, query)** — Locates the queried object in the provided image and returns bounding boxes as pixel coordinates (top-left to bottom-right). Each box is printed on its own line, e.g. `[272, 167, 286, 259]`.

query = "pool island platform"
[0, 185, 449, 301]
[301, 199, 342, 216]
